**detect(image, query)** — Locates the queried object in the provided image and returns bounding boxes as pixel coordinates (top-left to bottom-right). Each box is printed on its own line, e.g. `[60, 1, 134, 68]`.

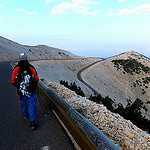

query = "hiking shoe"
[30, 122, 36, 130]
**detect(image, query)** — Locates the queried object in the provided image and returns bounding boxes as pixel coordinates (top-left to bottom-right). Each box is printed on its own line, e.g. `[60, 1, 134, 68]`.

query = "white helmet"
[19, 52, 27, 61]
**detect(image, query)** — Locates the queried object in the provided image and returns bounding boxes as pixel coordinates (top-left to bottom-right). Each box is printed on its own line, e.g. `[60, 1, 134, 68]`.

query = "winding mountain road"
[77, 59, 105, 96]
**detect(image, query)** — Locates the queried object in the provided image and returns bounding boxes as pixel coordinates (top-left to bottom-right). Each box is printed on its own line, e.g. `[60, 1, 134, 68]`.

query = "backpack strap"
[29, 67, 39, 82]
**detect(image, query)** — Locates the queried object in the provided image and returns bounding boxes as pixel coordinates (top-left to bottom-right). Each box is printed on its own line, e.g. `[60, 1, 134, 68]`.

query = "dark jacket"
[11, 60, 39, 95]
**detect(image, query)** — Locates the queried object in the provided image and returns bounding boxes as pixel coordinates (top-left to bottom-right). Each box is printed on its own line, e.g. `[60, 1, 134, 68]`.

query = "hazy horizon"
[4, 35, 150, 59]
[0, 0, 150, 58]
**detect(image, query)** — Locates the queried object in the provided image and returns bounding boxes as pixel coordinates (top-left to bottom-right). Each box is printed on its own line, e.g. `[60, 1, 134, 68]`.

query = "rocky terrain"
[32, 50, 150, 120]
[0, 36, 81, 61]
[1, 36, 150, 149]
[32, 58, 100, 97]
[44, 80, 150, 150]
[82, 51, 150, 120]
[0, 36, 101, 97]
[1, 36, 149, 120]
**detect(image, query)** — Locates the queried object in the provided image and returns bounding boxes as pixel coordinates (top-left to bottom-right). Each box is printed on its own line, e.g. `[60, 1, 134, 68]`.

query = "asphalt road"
[0, 62, 75, 150]
[77, 59, 104, 96]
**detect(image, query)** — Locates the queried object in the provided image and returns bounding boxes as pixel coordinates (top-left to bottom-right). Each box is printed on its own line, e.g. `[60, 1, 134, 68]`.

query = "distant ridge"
[25, 44, 83, 60]
[108, 50, 150, 67]
[0, 36, 81, 61]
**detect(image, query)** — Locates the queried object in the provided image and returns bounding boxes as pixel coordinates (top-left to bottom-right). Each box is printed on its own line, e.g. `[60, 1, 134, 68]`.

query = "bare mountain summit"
[110, 50, 150, 67]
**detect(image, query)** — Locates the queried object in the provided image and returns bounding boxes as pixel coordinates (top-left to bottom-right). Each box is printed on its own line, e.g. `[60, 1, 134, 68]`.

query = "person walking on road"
[11, 52, 39, 130]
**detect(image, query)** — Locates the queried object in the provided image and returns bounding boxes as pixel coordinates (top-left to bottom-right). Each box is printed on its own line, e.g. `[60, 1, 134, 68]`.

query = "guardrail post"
[77, 106, 87, 118]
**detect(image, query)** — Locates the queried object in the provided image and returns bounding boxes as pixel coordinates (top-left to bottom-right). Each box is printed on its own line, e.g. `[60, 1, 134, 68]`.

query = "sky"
[0, 0, 150, 58]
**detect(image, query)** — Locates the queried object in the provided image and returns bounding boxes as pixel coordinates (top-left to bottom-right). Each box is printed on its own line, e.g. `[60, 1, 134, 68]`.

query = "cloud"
[0, 4, 3, 7]
[28, 11, 38, 15]
[16, 8, 38, 15]
[107, 9, 116, 16]
[51, 2, 89, 15]
[16, 8, 26, 12]
[45, 0, 53, 4]
[86, 10, 101, 15]
[82, 10, 101, 15]
[72, 0, 99, 5]
[50, 0, 100, 15]
[118, 9, 138, 16]
[107, 12, 114, 16]
[136, 3, 150, 11]
[118, 3, 150, 16]
[0, 16, 6, 19]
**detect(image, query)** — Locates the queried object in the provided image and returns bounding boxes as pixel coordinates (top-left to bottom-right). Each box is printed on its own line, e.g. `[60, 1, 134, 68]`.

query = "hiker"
[11, 52, 39, 130]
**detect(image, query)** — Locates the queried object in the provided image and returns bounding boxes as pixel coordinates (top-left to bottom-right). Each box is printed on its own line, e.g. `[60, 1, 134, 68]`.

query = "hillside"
[25, 45, 82, 59]
[31, 58, 101, 97]
[0, 36, 149, 148]
[0, 36, 101, 97]
[0, 36, 149, 120]
[82, 50, 150, 120]
[44, 80, 150, 150]
[0, 36, 80, 61]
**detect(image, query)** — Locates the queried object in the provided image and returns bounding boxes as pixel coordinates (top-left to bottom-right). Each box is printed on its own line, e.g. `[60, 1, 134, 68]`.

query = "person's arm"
[29, 67, 39, 83]
[11, 66, 19, 86]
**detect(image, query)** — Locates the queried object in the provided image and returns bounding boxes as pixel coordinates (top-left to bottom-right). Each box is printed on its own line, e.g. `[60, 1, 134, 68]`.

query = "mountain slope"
[82, 51, 150, 119]
[0, 36, 101, 97]
[25, 45, 82, 59]
[0, 36, 80, 61]
[31, 58, 101, 97]
[1, 36, 149, 119]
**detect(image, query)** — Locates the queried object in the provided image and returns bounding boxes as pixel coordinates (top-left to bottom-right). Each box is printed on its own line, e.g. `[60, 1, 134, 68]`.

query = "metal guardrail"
[38, 80, 121, 150]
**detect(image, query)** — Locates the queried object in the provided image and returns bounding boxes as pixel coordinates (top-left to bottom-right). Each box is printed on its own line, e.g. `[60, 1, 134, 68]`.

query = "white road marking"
[41, 145, 50, 150]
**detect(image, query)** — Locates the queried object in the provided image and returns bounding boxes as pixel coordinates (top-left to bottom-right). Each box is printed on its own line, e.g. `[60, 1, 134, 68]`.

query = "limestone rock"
[45, 80, 150, 150]
[124, 131, 135, 139]
[124, 141, 130, 147]
[92, 109, 99, 114]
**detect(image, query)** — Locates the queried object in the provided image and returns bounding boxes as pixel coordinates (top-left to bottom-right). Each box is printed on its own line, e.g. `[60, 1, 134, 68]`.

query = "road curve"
[0, 62, 75, 150]
[77, 59, 105, 96]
